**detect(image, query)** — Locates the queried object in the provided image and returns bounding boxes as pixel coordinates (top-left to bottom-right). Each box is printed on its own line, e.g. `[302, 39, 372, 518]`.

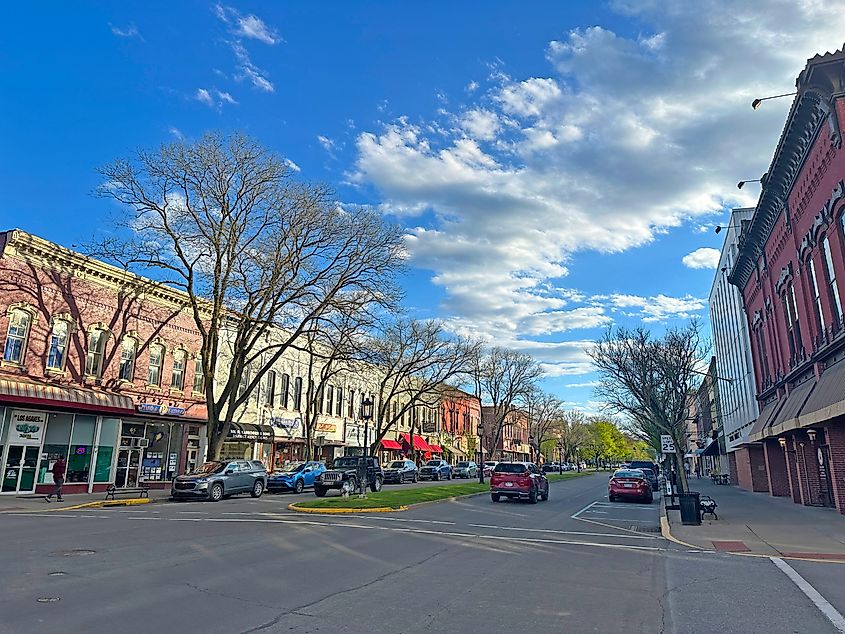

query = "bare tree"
[557, 409, 590, 463]
[526, 389, 564, 462]
[474, 347, 542, 460]
[365, 319, 480, 456]
[588, 322, 704, 492]
[92, 133, 404, 459]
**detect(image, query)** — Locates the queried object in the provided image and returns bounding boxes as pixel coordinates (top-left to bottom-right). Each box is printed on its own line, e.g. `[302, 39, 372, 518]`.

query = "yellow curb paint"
[660, 515, 701, 550]
[53, 498, 151, 512]
[288, 503, 407, 514]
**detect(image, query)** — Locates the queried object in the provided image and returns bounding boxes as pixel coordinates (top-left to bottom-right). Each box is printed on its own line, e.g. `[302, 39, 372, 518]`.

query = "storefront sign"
[270, 417, 301, 432]
[316, 422, 337, 433]
[9, 410, 46, 445]
[137, 403, 186, 417]
[344, 422, 375, 447]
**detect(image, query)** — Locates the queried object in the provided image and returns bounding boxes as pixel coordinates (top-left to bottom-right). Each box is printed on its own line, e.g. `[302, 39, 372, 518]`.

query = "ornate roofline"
[729, 46, 845, 290]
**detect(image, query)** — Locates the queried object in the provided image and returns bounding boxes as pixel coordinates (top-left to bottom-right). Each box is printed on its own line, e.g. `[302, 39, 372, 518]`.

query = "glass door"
[115, 449, 142, 488]
[1, 445, 39, 493]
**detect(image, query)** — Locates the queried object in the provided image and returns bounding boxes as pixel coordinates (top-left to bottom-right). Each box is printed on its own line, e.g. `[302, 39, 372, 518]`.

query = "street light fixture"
[477, 422, 485, 484]
[807, 429, 817, 443]
[778, 436, 787, 448]
[736, 178, 762, 190]
[751, 91, 797, 110]
[359, 396, 373, 496]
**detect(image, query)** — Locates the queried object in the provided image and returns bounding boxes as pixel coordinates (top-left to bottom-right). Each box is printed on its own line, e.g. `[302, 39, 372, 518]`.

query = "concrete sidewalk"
[0, 488, 171, 513]
[665, 477, 845, 559]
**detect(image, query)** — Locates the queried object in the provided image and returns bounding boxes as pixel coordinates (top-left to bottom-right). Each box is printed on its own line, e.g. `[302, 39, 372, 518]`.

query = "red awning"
[428, 444, 443, 453]
[380, 439, 403, 450]
[0, 377, 135, 415]
[400, 433, 431, 451]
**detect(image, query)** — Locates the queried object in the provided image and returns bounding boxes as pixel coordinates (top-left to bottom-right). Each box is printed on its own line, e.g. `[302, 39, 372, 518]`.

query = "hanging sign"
[10, 410, 47, 445]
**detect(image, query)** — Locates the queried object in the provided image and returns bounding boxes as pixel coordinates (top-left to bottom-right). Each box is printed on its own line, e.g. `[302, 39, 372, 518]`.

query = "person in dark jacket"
[45, 456, 66, 502]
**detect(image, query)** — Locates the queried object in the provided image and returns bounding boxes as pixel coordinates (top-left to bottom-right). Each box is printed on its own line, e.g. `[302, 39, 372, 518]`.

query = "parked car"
[639, 467, 658, 491]
[171, 460, 267, 502]
[453, 461, 478, 478]
[267, 461, 326, 494]
[419, 459, 452, 481]
[542, 463, 558, 473]
[314, 456, 384, 496]
[490, 462, 549, 504]
[628, 460, 659, 477]
[608, 469, 653, 503]
[483, 461, 498, 477]
[383, 460, 418, 484]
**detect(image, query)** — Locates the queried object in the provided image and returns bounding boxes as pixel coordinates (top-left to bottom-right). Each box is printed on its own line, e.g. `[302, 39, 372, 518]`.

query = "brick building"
[729, 48, 845, 514]
[439, 387, 481, 462]
[0, 230, 208, 495]
[481, 406, 530, 462]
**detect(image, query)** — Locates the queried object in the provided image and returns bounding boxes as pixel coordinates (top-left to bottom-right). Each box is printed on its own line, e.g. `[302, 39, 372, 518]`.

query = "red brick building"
[481, 406, 530, 462]
[729, 48, 845, 514]
[0, 230, 208, 495]
[439, 387, 481, 462]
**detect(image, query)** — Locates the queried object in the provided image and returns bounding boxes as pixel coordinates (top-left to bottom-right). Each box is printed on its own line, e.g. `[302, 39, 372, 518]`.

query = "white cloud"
[351, 0, 845, 371]
[317, 135, 336, 156]
[214, 6, 278, 92]
[284, 158, 301, 172]
[231, 42, 275, 93]
[466, 80, 480, 93]
[168, 126, 184, 140]
[236, 14, 279, 45]
[564, 380, 600, 389]
[110, 24, 140, 39]
[195, 88, 214, 107]
[216, 90, 238, 105]
[682, 247, 720, 269]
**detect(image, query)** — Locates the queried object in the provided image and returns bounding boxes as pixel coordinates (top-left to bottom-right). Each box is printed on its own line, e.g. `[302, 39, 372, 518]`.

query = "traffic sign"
[660, 435, 675, 453]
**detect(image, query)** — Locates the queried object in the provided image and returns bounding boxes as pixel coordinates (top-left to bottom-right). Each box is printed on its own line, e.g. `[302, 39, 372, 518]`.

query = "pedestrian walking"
[684, 461, 691, 478]
[695, 462, 702, 479]
[44, 455, 66, 502]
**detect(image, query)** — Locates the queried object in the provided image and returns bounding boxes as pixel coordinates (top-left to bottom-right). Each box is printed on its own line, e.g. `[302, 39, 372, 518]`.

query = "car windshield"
[494, 463, 528, 473]
[389, 461, 406, 468]
[640, 468, 654, 476]
[192, 462, 225, 475]
[614, 470, 645, 478]
[333, 457, 359, 469]
[425, 460, 440, 466]
[456, 462, 470, 467]
[278, 462, 304, 473]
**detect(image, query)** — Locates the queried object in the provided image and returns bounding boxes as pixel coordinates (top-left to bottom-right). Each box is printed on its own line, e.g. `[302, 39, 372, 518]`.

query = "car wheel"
[314, 485, 327, 497]
[413, 473, 418, 483]
[608, 494, 616, 502]
[208, 482, 223, 502]
[434, 472, 439, 481]
[540, 487, 548, 501]
[250, 480, 264, 498]
[447, 472, 452, 480]
[528, 488, 538, 504]
[370, 475, 383, 493]
[644, 494, 653, 504]
[491, 493, 500, 503]
[294, 479, 304, 494]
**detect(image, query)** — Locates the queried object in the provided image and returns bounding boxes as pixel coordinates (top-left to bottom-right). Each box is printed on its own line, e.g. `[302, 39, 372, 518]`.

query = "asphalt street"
[3, 473, 845, 634]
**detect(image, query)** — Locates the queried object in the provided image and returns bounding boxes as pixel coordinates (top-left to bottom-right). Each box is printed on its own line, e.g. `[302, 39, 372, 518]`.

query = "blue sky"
[2, 2, 843, 414]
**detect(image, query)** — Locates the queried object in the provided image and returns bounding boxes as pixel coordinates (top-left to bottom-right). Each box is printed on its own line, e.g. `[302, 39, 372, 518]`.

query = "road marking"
[571, 501, 598, 518]
[771, 556, 845, 632]
[467, 524, 657, 540]
[572, 500, 658, 536]
[586, 510, 608, 514]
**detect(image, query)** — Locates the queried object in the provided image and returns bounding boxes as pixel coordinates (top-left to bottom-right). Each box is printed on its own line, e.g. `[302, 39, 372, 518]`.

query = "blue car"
[267, 461, 326, 494]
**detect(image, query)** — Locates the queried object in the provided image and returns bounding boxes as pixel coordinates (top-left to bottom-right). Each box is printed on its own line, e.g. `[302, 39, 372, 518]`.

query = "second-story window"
[808, 258, 826, 334]
[238, 367, 251, 398]
[325, 385, 334, 415]
[46, 319, 70, 370]
[148, 344, 164, 386]
[821, 236, 843, 326]
[293, 376, 303, 410]
[265, 370, 276, 407]
[280, 373, 290, 408]
[118, 337, 137, 381]
[336, 387, 343, 417]
[348, 389, 355, 418]
[171, 349, 186, 390]
[193, 354, 205, 393]
[4, 308, 31, 364]
[85, 329, 107, 377]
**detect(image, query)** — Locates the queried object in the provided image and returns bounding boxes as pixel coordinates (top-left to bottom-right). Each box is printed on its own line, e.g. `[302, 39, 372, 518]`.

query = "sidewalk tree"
[526, 389, 565, 462]
[557, 409, 590, 463]
[92, 132, 404, 459]
[588, 321, 705, 492]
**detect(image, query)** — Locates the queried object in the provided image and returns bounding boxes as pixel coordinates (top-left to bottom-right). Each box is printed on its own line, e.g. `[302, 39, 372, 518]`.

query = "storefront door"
[2, 445, 39, 493]
[817, 445, 835, 508]
[115, 449, 142, 488]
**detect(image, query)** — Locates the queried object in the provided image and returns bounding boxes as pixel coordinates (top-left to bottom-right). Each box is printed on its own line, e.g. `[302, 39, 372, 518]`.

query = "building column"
[824, 422, 845, 516]
[763, 439, 790, 496]
[784, 435, 803, 504]
[793, 431, 822, 506]
[748, 445, 770, 492]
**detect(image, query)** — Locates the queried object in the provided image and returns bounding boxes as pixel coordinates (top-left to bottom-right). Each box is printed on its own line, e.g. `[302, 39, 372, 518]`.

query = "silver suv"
[171, 460, 268, 502]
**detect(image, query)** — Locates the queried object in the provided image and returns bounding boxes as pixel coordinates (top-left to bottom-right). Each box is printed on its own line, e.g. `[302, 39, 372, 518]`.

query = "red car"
[490, 462, 549, 504]
[608, 469, 653, 504]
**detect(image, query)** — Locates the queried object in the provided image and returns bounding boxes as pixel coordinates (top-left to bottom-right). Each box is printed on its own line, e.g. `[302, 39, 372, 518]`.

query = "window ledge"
[0, 359, 23, 369]
[44, 367, 67, 377]
[169, 387, 185, 395]
[191, 391, 205, 398]
[117, 379, 135, 387]
[145, 384, 162, 392]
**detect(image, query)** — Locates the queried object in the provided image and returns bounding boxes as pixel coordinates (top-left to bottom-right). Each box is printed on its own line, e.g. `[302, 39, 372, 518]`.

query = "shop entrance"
[115, 448, 142, 488]
[2, 445, 39, 493]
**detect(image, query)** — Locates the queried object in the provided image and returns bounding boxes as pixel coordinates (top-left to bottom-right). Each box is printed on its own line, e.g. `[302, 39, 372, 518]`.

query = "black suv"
[383, 459, 418, 484]
[314, 456, 384, 497]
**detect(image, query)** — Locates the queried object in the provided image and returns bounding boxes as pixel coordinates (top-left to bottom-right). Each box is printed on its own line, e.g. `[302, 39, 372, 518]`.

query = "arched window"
[85, 328, 108, 377]
[348, 388, 355, 418]
[808, 256, 826, 334]
[3, 308, 31, 364]
[325, 385, 334, 416]
[46, 319, 70, 370]
[820, 235, 843, 326]
[171, 349, 186, 390]
[118, 337, 137, 381]
[148, 344, 164, 386]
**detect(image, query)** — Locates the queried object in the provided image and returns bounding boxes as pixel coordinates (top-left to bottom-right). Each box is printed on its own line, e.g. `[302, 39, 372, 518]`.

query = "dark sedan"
[418, 459, 452, 481]
[383, 460, 419, 484]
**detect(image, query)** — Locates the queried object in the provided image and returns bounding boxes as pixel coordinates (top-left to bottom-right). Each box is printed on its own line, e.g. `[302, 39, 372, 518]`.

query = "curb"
[407, 490, 489, 509]
[288, 502, 407, 514]
[660, 498, 705, 550]
[1, 498, 152, 514]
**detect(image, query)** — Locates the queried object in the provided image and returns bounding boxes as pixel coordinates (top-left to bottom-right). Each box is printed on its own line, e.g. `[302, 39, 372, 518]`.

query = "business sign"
[10, 410, 46, 445]
[137, 403, 186, 417]
[344, 422, 375, 447]
[316, 422, 337, 433]
[660, 435, 675, 454]
[270, 417, 301, 432]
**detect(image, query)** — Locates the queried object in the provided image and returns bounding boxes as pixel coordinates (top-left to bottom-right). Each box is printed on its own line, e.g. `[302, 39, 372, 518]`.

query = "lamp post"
[359, 396, 373, 497]
[751, 91, 797, 110]
[557, 440, 563, 475]
[477, 422, 485, 484]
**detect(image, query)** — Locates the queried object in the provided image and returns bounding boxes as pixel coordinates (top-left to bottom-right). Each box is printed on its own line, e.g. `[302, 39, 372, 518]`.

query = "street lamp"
[778, 436, 787, 448]
[477, 422, 485, 485]
[751, 91, 797, 110]
[557, 440, 563, 475]
[360, 396, 373, 496]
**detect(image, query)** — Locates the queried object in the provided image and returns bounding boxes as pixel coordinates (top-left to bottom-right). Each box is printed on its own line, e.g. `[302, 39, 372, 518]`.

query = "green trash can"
[678, 492, 701, 526]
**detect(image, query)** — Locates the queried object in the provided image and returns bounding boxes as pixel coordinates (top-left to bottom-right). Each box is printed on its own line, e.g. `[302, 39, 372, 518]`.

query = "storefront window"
[141, 422, 173, 481]
[94, 418, 120, 483]
[67, 415, 95, 483]
[39, 413, 73, 484]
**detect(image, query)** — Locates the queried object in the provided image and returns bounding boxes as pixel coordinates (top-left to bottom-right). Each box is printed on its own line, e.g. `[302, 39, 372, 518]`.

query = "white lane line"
[340, 515, 457, 525]
[571, 501, 598, 519]
[467, 524, 657, 540]
[586, 510, 608, 514]
[771, 557, 845, 632]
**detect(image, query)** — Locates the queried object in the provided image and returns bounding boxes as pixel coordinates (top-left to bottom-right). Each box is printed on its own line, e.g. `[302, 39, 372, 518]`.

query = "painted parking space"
[572, 499, 661, 534]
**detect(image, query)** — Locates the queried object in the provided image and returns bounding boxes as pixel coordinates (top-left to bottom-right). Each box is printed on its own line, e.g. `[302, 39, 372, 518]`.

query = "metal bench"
[105, 482, 150, 500]
[699, 495, 718, 520]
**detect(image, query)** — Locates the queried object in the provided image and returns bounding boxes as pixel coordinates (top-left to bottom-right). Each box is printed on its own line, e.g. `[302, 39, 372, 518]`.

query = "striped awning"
[0, 377, 135, 415]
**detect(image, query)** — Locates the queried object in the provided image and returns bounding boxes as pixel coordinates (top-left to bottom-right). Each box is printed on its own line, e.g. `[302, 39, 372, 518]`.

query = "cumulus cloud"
[682, 247, 720, 269]
[351, 0, 845, 372]
[110, 24, 141, 39]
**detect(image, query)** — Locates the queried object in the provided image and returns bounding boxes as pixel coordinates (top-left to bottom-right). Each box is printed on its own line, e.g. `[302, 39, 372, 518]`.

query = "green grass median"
[545, 472, 590, 483]
[293, 472, 589, 510]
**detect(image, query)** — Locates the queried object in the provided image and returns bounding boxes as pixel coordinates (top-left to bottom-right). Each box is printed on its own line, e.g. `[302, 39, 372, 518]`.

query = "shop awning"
[748, 396, 783, 442]
[226, 423, 274, 442]
[768, 378, 816, 437]
[400, 433, 431, 451]
[700, 440, 721, 457]
[0, 377, 135, 415]
[428, 444, 444, 453]
[380, 439, 403, 450]
[796, 357, 845, 427]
